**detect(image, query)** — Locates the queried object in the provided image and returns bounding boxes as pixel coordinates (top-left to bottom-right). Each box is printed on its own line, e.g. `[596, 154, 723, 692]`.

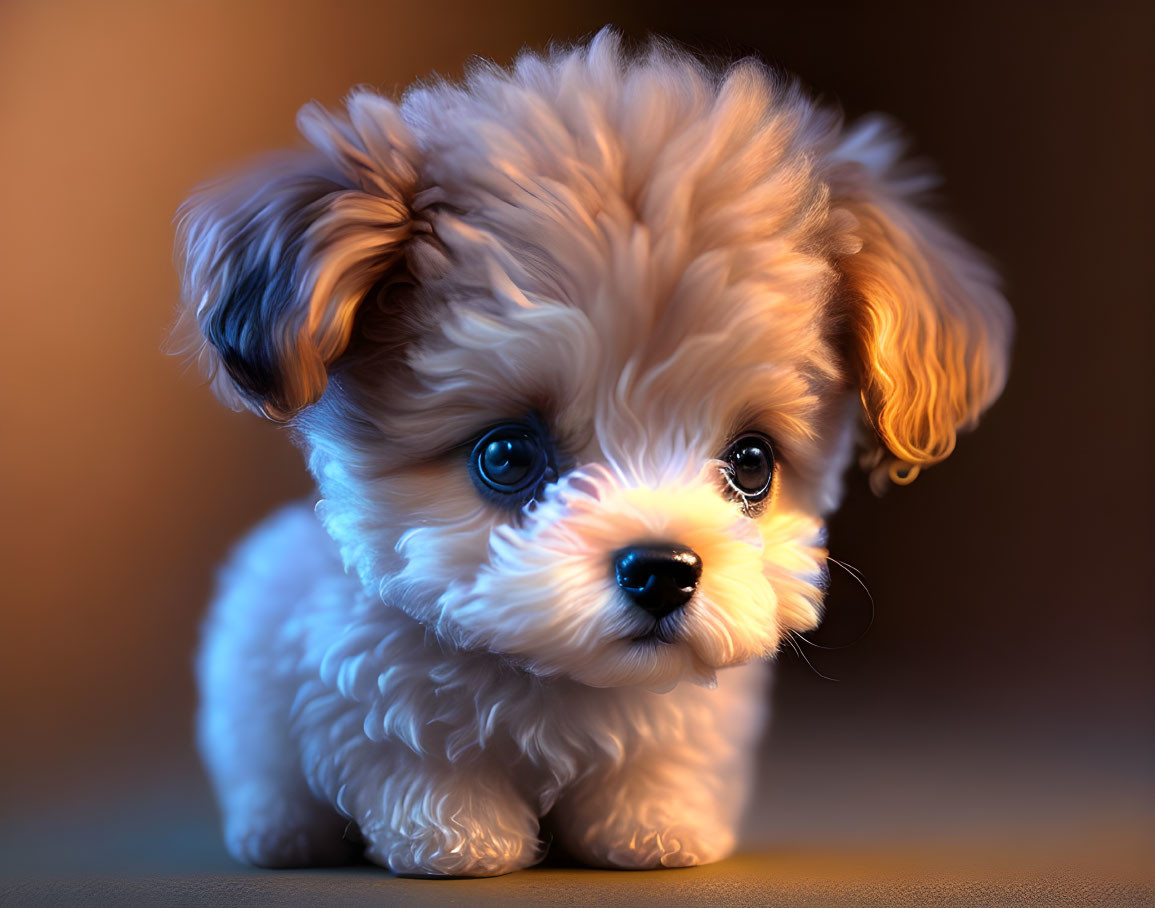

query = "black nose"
[613, 544, 703, 619]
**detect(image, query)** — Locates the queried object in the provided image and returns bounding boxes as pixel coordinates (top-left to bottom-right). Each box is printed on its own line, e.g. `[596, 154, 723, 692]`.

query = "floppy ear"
[176, 90, 420, 420]
[828, 118, 1013, 491]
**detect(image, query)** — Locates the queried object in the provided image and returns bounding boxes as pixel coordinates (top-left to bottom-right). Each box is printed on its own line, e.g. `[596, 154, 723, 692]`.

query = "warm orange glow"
[836, 177, 1013, 492]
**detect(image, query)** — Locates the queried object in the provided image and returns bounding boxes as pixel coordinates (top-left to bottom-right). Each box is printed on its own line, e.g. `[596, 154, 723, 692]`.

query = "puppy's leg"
[553, 661, 768, 869]
[208, 752, 355, 869]
[197, 507, 359, 868]
[347, 753, 541, 877]
[199, 628, 358, 868]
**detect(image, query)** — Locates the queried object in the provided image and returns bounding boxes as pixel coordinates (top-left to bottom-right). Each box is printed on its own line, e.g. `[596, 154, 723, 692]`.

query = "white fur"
[185, 29, 1011, 877]
[200, 501, 770, 873]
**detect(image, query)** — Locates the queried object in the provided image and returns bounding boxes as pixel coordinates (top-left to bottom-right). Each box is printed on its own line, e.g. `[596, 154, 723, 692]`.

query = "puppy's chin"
[590, 621, 780, 690]
[451, 610, 758, 691]
[552, 593, 785, 690]
[569, 637, 722, 691]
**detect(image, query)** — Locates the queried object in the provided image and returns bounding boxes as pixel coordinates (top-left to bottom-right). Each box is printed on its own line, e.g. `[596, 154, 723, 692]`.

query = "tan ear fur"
[828, 118, 1013, 490]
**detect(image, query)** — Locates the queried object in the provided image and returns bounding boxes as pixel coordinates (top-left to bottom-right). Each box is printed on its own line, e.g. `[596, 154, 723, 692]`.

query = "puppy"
[178, 30, 1011, 876]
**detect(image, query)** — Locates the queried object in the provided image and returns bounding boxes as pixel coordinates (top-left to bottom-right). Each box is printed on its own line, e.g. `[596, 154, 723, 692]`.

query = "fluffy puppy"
[178, 30, 1011, 877]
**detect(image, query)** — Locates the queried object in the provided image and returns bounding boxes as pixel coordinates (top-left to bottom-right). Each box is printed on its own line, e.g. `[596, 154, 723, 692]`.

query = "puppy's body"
[200, 502, 767, 874]
[181, 30, 1010, 876]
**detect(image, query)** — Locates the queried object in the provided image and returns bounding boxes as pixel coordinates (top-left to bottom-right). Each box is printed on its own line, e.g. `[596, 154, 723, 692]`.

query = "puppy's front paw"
[347, 759, 542, 877]
[366, 823, 540, 878]
[355, 778, 541, 877]
[583, 822, 734, 870]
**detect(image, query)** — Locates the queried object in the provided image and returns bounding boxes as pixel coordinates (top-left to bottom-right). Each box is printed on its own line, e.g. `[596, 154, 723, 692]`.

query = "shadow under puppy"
[178, 30, 1011, 876]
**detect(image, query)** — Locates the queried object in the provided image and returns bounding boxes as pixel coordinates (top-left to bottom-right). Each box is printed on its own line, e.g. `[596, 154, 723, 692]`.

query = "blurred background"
[1, 0, 1152, 900]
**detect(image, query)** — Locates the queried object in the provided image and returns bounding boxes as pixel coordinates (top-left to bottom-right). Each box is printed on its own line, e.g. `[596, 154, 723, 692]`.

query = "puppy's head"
[177, 32, 1011, 688]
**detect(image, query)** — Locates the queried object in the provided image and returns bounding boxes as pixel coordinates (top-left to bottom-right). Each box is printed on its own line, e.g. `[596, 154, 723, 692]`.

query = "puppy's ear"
[176, 91, 419, 420]
[828, 118, 1013, 490]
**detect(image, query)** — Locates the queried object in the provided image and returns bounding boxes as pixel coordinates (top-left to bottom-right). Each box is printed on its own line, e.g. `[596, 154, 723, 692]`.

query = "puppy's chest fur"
[253, 502, 764, 814]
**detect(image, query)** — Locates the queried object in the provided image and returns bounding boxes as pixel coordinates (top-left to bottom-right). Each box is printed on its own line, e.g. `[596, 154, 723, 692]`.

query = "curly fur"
[180, 29, 1011, 876]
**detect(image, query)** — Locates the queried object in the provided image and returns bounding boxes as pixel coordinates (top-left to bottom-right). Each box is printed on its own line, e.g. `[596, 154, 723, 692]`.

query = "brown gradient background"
[1, 0, 1152, 902]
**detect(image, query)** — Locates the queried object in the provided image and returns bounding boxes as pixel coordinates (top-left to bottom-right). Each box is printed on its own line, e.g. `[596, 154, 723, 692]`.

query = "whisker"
[785, 630, 840, 682]
[795, 554, 876, 651]
[829, 555, 868, 584]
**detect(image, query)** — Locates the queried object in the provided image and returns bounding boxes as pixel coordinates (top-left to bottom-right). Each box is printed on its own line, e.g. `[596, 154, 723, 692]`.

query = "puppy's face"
[302, 226, 850, 688]
[178, 35, 1011, 688]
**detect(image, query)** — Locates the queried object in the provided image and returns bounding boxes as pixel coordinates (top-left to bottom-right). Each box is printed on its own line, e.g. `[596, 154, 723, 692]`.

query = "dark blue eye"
[469, 423, 554, 503]
[721, 433, 775, 505]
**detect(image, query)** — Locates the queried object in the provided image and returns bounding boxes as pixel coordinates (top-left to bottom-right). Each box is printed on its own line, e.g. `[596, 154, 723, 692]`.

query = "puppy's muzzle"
[613, 544, 703, 619]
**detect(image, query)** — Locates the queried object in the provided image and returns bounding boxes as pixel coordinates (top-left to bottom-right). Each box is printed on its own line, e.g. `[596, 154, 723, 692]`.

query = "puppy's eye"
[721, 433, 776, 507]
[469, 423, 554, 503]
